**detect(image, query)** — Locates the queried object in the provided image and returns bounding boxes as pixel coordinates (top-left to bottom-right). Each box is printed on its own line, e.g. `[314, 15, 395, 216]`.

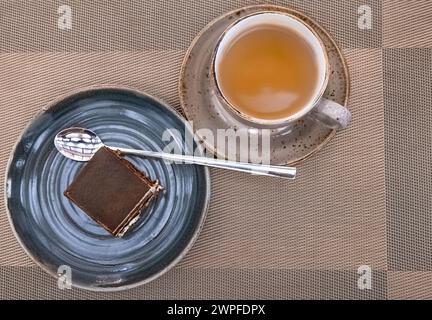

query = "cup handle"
[309, 98, 351, 130]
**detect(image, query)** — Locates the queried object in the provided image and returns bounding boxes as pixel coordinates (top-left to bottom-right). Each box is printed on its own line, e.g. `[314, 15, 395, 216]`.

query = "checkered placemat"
[1, 0, 431, 299]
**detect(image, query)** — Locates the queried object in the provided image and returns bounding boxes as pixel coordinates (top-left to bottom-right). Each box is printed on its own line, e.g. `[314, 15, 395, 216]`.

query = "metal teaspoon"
[54, 127, 296, 180]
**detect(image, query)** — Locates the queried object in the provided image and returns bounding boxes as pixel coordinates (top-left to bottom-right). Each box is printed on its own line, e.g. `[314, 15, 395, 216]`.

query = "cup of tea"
[211, 11, 351, 129]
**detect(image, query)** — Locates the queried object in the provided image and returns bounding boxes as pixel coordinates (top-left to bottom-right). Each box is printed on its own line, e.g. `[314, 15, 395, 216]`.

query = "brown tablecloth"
[1, 0, 431, 299]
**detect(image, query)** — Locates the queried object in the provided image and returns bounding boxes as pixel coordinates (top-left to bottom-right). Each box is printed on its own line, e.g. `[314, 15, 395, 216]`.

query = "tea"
[217, 25, 320, 120]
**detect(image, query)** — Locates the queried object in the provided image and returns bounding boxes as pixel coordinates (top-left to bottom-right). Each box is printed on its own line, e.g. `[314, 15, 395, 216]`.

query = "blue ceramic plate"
[5, 87, 210, 291]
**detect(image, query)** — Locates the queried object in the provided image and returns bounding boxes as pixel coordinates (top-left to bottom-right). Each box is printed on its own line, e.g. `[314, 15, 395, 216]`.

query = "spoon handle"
[113, 147, 296, 180]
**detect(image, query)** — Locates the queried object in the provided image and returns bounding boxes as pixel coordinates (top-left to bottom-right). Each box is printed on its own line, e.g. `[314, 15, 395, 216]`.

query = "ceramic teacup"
[211, 11, 351, 130]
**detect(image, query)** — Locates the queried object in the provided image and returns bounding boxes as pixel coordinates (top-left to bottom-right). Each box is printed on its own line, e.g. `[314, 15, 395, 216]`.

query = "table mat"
[0, 0, 431, 299]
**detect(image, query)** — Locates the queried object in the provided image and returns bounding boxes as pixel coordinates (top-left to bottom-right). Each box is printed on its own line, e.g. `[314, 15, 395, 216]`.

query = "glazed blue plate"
[5, 87, 210, 291]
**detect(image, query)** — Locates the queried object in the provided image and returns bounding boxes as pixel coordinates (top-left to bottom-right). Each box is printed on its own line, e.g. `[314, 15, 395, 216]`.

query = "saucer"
[5, 86, 210, 291]
[179, 5, 350, 165]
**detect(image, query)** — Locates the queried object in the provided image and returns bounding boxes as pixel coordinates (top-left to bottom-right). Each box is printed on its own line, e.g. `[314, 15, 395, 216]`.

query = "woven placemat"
[0, 0, 431, 299]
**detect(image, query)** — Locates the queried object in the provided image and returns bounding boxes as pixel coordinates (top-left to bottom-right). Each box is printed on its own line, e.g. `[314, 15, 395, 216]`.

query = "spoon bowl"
[54, 127, 103, 161]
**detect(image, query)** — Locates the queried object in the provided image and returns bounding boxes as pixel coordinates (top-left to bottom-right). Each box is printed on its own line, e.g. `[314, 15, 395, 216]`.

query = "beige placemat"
[0, 0, 431, 299]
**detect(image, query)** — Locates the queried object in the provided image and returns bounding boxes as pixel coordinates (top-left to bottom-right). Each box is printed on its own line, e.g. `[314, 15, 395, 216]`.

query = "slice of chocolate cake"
[64, 146, 163, 237]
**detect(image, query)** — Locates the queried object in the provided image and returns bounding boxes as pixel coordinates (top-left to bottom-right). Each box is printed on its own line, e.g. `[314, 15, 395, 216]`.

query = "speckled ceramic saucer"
[179, 5, 350, 165]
